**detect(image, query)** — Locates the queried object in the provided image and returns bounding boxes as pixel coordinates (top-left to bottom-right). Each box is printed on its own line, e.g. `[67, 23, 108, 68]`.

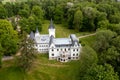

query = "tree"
[112, 36, 120, 52]
[99, 46, 119, 64]
[0, 4, 7, 19]
[0, 43, 3, 68]
[17, 33, 37, 72]
[110, 23, 120, 35]
[32, 5, 44, 20]
[19, 15, 42, 33]
[94, 30, 116, 52]
[73, 9, 83, 31]
[67, 8, 75, 29]
[83, 64, 119, 80]
[82, 7, 97, 31]
[109, 13, 120, 24]
[54, 5, 64, 23]
[97, 20, 109, 29]
[79, 46, 98, 79]
[18, 9, 29, 18]
[0, 19, 19, 56]
[4, 2, 14, 17]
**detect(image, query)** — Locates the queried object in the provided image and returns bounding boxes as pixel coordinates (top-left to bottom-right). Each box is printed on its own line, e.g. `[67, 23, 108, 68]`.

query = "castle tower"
[48, 19, 55, 37]
[35, 27, 40, 37]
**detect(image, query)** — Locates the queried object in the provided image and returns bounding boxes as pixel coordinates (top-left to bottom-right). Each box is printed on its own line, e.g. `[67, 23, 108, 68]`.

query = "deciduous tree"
[73, 9, 83, 31]
[17, 33, 37, 72]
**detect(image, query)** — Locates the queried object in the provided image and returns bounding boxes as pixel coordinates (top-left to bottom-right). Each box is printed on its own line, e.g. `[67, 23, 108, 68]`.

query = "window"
[77, 49, 78, 51]
[73, 49, 75, 51]
[52, 49, 54, 51]
[73, 54, 75, 56]
[68, 57, 71, 59]
[63, 55, 65, 57]
[68, 48, 70, 50]
[76, 53, 78, 56]
[65, 48, 66, 51]
[52, 53, 54, 56]
[73, 57, 75, 59]
[76, 57, 78, 59]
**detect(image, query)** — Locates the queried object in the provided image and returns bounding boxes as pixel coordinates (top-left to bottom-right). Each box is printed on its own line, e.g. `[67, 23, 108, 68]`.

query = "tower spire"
[49, 18, 54, 29]
[36, 26, 39, 33]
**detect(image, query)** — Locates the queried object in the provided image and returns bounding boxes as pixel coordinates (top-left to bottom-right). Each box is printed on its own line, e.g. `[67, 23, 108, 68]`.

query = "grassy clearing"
[0, 54, 81, 80]
[80, 35, 96, 47]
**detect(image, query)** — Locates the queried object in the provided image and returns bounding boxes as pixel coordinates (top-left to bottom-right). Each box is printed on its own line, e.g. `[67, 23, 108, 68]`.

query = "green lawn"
[0, 20, 96, 80]
[0, 54, 81, 80]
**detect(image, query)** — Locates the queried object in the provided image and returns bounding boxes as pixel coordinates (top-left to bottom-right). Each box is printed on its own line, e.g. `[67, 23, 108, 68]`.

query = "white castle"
[29, 19, 81, 62]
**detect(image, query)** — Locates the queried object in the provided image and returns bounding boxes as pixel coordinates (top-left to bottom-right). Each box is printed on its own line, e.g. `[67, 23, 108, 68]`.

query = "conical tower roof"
[49, 19, 55, 29]
[30, 31, 34, 39]
[36, 26, 39, 33]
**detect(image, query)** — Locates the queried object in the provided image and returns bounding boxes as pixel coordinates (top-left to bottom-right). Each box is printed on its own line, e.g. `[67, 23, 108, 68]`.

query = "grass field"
[0, 54, 81, 80]
[0, 20, 96, 80]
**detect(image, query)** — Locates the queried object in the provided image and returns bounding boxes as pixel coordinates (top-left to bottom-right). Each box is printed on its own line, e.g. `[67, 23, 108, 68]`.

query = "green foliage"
[83, 64, 119, 80]
[97, 20, 109, 29]
[18, 9, 29, 18]
[109, 23, 120, 35]
[0, 4, 7, 19]
[54, 5, 64, 23]
[112, 36, 120, 52]
[4, 2, 14, 17]
[32, 5, 44, 20]
[94, 30, 116, 52]
[82, 7, 97, 31]
[19, 15, 42, 33]
[73, 10, 83, 31]
[0, 19, 18, 55]
[79, 45, 98, 79]
[17, 35, 37, 72]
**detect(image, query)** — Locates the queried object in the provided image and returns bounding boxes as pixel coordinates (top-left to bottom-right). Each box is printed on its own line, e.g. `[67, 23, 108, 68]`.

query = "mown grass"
[80, 35, 96, 47]
[0, 20, 96, 80]
[0, 54, 81, 80]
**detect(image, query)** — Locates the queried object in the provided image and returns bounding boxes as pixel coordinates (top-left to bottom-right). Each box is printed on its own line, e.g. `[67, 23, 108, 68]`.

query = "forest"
[0, 0, 120, 80]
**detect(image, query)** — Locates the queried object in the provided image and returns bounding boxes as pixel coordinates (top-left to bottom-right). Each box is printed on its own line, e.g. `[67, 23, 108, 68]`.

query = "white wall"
[49, 29, 55, 37]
